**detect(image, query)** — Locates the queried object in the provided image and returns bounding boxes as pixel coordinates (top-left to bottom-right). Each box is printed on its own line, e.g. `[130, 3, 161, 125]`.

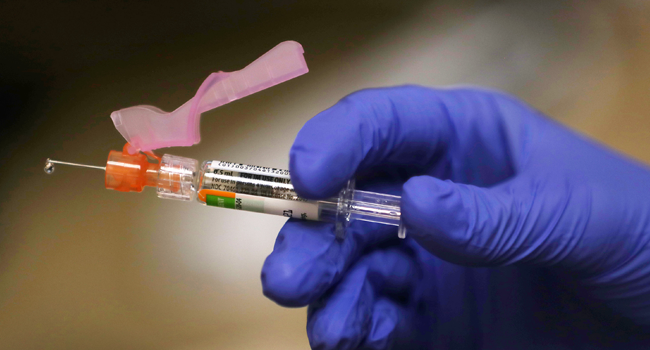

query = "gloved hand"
[261, 86, 650, 349]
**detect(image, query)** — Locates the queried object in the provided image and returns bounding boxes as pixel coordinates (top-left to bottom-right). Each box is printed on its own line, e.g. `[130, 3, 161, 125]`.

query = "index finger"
[289, 85, 524, 199]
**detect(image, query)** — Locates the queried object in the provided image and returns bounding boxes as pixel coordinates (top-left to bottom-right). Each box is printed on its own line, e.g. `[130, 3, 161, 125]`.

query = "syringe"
[45, 144, 406, 239]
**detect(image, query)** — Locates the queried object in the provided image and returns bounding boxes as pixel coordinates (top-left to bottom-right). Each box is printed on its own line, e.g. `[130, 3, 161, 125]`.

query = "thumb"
[401, 175, 585, 267]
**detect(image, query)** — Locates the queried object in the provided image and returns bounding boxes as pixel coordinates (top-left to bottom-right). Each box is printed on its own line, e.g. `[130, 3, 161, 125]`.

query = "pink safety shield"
[110, 41, 309, 154]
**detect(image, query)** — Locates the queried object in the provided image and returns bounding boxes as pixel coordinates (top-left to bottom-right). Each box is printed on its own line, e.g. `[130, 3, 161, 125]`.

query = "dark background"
[1, 1, 650, 349]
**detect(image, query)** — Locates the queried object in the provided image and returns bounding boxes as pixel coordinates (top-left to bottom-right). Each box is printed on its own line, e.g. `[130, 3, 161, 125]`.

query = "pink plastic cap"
[110, 41, 309, 154]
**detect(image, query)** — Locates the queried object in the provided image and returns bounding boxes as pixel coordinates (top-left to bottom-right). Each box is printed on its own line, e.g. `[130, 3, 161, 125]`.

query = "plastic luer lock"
[110, 41, 309, 154]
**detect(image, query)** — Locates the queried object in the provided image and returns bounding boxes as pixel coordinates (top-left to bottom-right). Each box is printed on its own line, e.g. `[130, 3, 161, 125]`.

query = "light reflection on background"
[1, 0, 649, 349]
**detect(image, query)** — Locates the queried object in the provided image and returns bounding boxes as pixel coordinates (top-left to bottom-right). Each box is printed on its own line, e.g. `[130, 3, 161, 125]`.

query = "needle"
[44, 158, 106, 174]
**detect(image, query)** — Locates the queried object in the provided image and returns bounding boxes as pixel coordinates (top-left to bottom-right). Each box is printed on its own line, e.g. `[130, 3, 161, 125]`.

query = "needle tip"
[44, 159, 55, 174]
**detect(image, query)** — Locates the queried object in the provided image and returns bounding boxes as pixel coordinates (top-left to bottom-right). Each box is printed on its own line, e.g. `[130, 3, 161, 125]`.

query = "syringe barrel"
[196, 160, 338, 223]
[157, 156, 405, 239]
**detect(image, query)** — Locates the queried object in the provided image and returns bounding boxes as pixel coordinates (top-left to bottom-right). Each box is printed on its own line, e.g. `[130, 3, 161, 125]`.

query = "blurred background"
[1, 0, 650, 348]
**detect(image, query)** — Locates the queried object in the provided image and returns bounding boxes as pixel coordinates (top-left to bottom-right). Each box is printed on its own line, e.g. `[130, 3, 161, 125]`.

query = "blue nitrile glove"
[261, 86, 650, 349]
